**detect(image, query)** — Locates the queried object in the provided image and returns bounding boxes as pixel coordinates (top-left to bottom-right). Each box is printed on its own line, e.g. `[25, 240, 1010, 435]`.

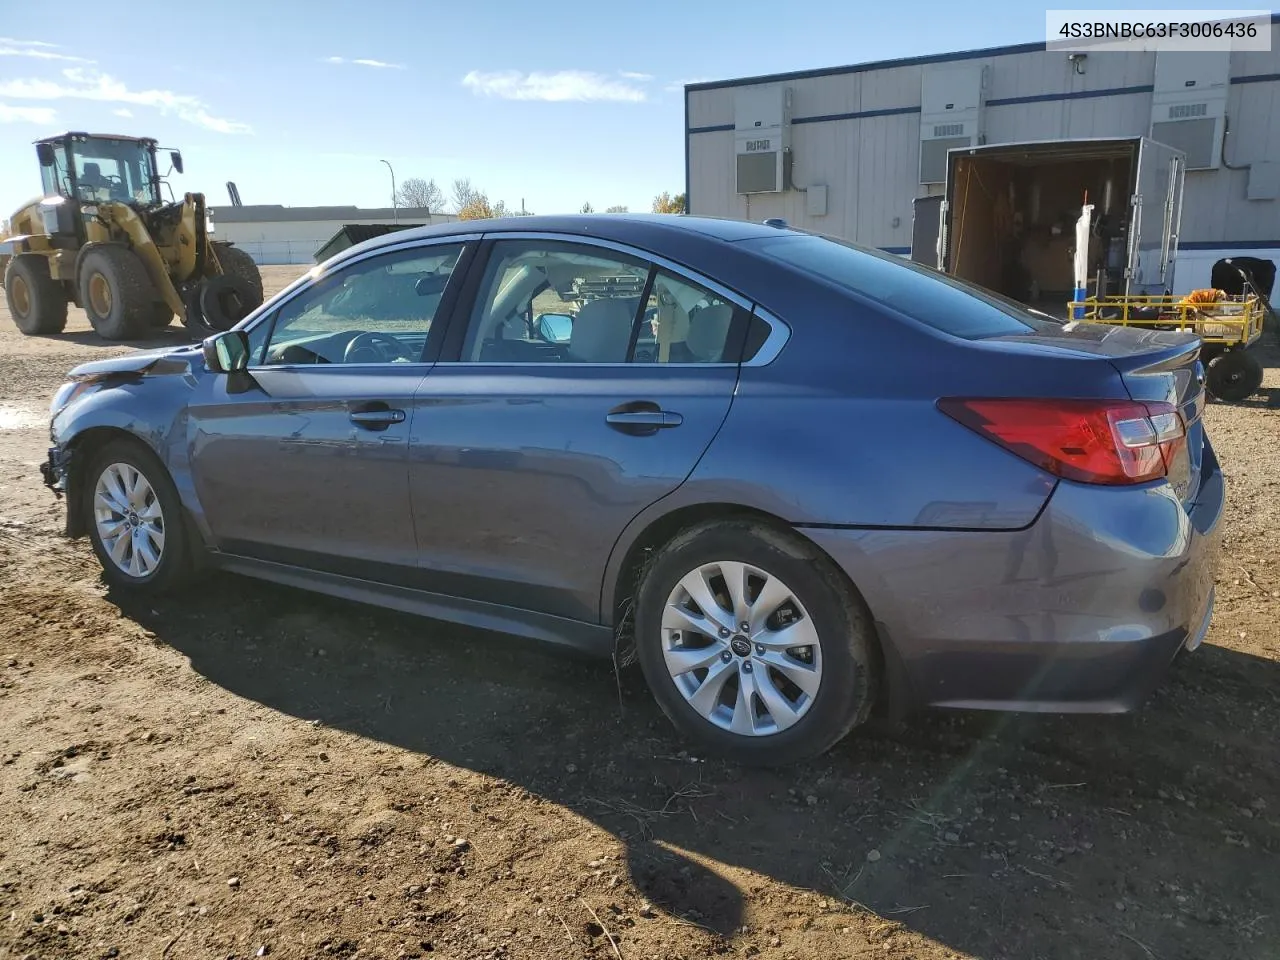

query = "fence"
[227, 239, 325, 266]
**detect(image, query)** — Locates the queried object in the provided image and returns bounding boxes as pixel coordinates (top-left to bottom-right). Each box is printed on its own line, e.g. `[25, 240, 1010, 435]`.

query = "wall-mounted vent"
[919, 64, 986, 184]
[1150, 51, 1228, 170]
[733, 86, 792, 194]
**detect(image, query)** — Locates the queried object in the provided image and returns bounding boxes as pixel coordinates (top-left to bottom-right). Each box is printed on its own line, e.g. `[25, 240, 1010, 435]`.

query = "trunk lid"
[988, 322, 1205, 505]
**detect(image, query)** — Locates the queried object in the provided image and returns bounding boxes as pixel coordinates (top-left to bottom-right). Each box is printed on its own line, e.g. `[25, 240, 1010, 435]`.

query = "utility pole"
[380, 159, 398, 223]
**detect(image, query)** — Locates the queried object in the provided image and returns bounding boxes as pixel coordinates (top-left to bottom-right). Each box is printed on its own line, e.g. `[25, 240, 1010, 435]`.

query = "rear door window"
[742, 234, 1057, 339]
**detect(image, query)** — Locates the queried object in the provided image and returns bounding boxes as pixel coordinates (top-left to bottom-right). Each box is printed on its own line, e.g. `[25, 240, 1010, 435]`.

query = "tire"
[212, 242, 264, 310]
[146, 302, 174, 328]
[4, 254, 68, 335]
[198, 274, 257, 332]
[82, 438, 192, 593]
[1206, 350, 1263, 402]
[78, 245, 157, 341]
[634, 518, 878, 766]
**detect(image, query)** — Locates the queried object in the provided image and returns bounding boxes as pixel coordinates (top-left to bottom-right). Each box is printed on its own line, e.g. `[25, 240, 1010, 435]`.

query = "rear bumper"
[805, 439, 1225, 715]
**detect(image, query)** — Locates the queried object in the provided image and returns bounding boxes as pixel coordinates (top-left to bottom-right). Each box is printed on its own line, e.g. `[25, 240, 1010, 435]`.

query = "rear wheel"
[5, 254, 69, 335]
[634, 519, 878, 766]
[1206, 349, 1263, 402]
[78, 246, 157, 341]
[82, 438, 192, 593]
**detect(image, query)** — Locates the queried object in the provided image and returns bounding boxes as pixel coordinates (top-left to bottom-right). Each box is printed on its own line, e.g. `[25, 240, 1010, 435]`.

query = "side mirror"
[36, 143, 56, 167]
[170, 151, 184, 174]
[536, 312, 573, 343]
[202, 330, 250, 373]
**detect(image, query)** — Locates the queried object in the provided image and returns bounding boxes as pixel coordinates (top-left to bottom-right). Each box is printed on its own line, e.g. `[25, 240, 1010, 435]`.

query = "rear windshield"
[741, 233, 1059, 339]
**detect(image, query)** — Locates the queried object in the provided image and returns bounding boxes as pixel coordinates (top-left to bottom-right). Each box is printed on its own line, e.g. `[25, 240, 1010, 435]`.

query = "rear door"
[407, 236, 749, 623]
[1129, 138, 1186, 295]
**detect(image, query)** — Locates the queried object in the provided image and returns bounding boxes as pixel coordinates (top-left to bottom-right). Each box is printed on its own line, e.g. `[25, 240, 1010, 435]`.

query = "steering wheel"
[343, 331, 414, 364]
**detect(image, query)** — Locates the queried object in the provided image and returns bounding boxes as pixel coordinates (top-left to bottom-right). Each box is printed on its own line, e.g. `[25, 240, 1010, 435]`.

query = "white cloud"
[113, 107, 133, 118]
[462, 70, 647, 103]
[323, 56, 405, 69]
[0, 46, 94, 63]
[0, 68, 250, 134]
[0, 102, 57, 124]
[619, 71, 654, 81]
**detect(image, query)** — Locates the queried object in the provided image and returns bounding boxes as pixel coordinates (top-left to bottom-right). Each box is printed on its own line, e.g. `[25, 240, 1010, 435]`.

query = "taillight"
[938, 398, 1186, 485]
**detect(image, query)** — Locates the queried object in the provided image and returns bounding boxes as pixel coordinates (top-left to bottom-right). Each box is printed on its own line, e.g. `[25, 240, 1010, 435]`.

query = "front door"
[187, 241, 469, 574]
[408, 238, 748, 623]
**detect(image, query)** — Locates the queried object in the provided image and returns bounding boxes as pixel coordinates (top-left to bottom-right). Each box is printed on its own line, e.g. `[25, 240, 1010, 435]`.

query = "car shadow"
[44, 328, 197, 349]
[112, 574, 1280, 960]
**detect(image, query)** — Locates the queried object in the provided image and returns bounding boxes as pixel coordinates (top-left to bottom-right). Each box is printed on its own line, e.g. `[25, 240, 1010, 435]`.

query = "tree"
[652, 191, 686, 214]
[580, 201, 595, 214]
[605, 204, 628, 213]
[452, 178, 481, 214]
[395, 177, 444, 213]
[455, 190, 512, 221]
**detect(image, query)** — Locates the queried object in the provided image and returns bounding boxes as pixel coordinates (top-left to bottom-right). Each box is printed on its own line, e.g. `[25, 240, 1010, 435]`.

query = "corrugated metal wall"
[687, 23, 1280, 260]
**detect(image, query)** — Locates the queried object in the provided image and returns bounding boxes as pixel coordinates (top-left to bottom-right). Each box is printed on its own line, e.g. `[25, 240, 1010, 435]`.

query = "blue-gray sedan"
[40, 215, 1224, 766]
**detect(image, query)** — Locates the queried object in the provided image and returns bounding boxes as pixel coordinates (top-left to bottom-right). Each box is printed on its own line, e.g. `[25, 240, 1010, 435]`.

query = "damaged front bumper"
[40, 443, 69, 499]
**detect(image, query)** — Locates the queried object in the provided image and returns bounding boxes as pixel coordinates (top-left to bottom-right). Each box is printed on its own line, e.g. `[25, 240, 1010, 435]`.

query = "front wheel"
[634, 519, 878, 766]
[78, 245, 157, 341]
[82, 439, 192, 593]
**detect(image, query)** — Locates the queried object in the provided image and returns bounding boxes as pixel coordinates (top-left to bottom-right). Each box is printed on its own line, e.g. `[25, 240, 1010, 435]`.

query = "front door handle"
[349, 408, 406, 429]
[605, 404, 683, 435]
[605, 410, 683, 427]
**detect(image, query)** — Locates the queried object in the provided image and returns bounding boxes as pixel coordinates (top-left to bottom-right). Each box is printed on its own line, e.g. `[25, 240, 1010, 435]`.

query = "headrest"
[686, 304, 734, 362]
[568, 298, 635, 363]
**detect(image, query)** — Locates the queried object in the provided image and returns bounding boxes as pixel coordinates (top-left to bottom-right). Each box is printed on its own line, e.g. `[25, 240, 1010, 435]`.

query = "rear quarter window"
[742, 234, 1049, 340]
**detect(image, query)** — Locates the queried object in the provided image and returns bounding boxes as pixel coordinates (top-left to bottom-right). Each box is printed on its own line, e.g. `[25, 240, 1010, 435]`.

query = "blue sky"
[0, 0, 1266, 216]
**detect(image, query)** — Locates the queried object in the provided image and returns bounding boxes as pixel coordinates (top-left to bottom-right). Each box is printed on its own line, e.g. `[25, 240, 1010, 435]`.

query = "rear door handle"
[349, 408, 406, 429]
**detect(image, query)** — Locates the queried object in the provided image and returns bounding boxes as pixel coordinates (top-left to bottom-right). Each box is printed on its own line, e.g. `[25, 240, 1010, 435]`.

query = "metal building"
[684, 16, 1280, 294]
[210, 205, 456, 265]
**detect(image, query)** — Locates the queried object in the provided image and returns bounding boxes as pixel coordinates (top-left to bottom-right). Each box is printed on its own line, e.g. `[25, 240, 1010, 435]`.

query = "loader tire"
[78, 246, 157, 341]
[212, 242, 264, 313]
[199, 274, 258, 332]
[146, 303, 175, 329]
[5, 254, 69, 335]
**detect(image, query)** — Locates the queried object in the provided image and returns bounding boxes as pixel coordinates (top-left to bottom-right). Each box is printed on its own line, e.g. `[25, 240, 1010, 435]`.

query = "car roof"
[324, 213, 788, 269]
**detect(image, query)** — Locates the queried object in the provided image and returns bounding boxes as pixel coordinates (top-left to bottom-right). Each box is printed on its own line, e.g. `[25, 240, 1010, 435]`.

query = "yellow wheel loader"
[0, 132, 263, 341]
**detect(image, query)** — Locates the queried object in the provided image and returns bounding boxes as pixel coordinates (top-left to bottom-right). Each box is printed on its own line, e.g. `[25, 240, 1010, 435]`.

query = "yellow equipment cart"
[1066, 291, 1266, 402]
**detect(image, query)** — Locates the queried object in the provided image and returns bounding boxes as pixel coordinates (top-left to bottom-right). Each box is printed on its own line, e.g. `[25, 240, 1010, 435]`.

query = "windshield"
[69, 137, 159, 205]
[742, 232, 1064, 339]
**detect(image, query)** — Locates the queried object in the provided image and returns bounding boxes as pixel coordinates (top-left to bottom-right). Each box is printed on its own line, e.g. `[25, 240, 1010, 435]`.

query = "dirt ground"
[1, 266, 1278, 960]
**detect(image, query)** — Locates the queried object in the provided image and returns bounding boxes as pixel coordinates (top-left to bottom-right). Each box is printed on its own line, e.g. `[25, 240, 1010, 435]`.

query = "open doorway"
[948, 149, 1134, 317]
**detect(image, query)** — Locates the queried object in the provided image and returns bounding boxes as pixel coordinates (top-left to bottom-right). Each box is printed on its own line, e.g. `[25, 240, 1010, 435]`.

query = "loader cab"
[36, 133, 165, 208]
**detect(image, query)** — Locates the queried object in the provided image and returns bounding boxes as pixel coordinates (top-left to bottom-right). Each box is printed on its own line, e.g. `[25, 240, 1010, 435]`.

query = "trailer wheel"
[78, 246, 156, 341]
[5, 254, 69, 335]
[1206, 350, 1264, 403]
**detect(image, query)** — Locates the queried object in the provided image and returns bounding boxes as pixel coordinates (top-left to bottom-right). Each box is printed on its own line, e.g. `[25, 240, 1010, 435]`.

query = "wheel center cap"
[729, 635, 751, 657]
[127, 511, 139, 527]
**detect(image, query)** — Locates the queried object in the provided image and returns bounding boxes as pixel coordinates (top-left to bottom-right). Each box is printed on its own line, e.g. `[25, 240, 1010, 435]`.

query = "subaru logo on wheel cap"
[730, 635, 752, 657]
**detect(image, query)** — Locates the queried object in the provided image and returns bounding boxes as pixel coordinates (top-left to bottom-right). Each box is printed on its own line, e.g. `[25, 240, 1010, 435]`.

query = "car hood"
[67, 346, 204, 381]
